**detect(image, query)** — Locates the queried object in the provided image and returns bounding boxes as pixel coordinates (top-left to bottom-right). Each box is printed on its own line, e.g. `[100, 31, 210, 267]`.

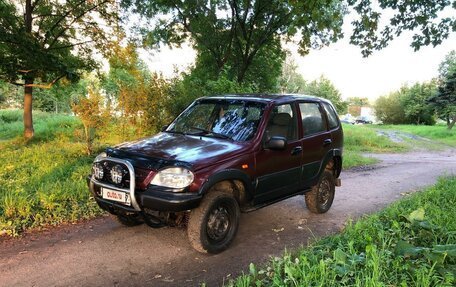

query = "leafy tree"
[349, 0, 456, 56]
[168, 69, 254, 118]
[122, 0, 346, 87]
[401, 82, 436, 125]
[0, 0, 117, 138]
[279, 52, 307, 94]
[72, 87, 110, 155]
[429, 50, 456, 129]
[374, 92, 406, 125]
[303, 76, 346, 112]
[375, 83, 436, 125]
[103, 42, 173, 137]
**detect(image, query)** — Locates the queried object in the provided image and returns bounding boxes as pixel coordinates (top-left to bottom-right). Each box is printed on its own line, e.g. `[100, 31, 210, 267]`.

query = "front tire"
[305, 170, 335, 213]
[187, 190, 240, 254]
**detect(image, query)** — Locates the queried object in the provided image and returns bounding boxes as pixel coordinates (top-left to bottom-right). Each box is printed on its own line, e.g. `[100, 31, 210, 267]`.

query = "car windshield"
[166, 99, 266, 142]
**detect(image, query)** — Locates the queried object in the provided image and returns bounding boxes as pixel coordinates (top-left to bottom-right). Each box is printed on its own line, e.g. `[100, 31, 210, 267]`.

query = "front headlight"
[151, 167, 194, 189]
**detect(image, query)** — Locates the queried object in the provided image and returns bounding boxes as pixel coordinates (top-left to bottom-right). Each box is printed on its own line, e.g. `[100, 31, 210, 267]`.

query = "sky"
[139, 14, 456, 102]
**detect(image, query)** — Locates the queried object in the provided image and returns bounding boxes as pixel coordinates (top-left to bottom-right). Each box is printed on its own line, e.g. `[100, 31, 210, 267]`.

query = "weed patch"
[228, 177, 456, 287]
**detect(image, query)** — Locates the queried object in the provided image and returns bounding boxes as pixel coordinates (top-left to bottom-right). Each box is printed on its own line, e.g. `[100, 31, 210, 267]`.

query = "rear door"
[298, 102, 332, 188]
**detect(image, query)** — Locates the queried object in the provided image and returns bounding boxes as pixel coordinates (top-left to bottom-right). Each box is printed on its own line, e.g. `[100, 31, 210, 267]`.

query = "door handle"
[291, 146, 303, 156]
[323, 139, 332, 146]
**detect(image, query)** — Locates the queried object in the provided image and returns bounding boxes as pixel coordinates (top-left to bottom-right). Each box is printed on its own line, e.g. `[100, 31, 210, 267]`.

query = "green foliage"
[0, 0, 117, 138]
[374, 92, 405, 125]
[401, 82, 437, 125]
[34, 79, 88, 113]
[228, 176, 456, 286]
[278, 56, 347, 112]
[429, 50, 456, 130]
[278, 53, 307, 94]
[168, 69, 255, 118]
[0, 109, 81, 141]
[0, 0, 117, 85]
[102, 42, 173, 137]
[375, 82, 437, 125]
[0, 110, 104, 236]
[349, 1, 456, 57]
[302, 76, 347, 113]
[123, 0, 345, 88]
[72, 88, 111, 155]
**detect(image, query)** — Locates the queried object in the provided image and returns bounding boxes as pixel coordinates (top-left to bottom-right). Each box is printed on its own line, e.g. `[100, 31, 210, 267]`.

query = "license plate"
[102, 187, 131, 206]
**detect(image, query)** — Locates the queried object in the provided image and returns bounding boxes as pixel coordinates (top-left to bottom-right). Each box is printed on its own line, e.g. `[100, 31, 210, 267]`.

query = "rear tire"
[115, 213, 143, 227]
[305, 170, 335, 213]
[187, 190, 240, 254]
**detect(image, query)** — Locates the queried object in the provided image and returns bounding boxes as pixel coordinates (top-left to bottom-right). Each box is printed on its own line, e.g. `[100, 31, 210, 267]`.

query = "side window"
[299, 103, 325, 136]
[322, 103, 339, 129]
[266, 104, 298, 141]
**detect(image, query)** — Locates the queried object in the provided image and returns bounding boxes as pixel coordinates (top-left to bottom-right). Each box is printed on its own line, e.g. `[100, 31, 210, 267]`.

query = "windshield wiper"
[190, 126, 232, 140]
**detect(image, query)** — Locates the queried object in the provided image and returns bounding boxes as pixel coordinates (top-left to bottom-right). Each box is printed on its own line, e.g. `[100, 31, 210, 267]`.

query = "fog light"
[92, 163, 104, 180]
[111, 165, 124, 184]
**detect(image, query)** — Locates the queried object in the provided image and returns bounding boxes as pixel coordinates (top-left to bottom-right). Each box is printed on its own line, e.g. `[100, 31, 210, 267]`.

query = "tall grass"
[0, 110, 105, 235]
[228, 177, 456, 287]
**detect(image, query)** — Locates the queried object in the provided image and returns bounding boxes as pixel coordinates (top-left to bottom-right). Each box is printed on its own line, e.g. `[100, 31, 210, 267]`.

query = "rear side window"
[322, 103, 339, 129]
[299, 103, 325, 136]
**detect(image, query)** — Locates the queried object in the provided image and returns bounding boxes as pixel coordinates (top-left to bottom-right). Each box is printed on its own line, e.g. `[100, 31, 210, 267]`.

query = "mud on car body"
[88, 94, 343, 253]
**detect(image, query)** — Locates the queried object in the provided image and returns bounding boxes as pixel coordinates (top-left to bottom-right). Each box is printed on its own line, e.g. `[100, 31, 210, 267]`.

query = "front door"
[254, 103, 302, 204]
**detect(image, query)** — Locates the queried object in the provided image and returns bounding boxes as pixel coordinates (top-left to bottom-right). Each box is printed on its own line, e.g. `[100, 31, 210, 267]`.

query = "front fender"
[198, 169, 255, 202]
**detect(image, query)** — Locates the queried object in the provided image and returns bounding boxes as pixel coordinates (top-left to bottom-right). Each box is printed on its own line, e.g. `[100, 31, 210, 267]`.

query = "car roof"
[203, 94, 333, 105]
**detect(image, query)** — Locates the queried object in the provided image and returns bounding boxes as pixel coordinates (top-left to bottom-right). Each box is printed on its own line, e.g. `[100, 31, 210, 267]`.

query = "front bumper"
[88, 177, 202, 213]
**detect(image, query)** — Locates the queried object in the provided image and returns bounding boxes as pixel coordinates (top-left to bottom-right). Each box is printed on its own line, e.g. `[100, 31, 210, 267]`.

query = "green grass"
[342, 124, 407, 169]
[228, 176, 456, 287]
[377, 124, 456, 147]
[0, 110, 107, 236]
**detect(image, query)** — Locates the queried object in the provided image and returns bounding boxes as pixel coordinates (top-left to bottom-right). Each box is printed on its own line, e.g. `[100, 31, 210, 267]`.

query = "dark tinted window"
[322, 103, 339, 129]
[299, 103, 325, 136]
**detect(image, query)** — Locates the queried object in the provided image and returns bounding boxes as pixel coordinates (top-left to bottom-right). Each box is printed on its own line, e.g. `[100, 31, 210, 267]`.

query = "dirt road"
[1, 148, 455, 287]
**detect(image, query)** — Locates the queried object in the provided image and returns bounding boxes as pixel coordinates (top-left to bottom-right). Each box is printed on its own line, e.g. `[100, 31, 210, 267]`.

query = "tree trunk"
[448, 116, 456, 130]
[23, 78, 34, 139]
[23, 0, 34, 139]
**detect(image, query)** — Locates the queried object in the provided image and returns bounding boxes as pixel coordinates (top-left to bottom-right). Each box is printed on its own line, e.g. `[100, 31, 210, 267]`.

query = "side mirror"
[161, 125, 168, 132]
[265, 136, 287, 150]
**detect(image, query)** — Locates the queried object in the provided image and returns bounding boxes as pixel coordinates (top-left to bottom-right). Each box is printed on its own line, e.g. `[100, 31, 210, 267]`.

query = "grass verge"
[342, 124, 407, 169]
[377, 124, 456, 147]
[0, 110, 106, 236]
[228, 176, 456, 287]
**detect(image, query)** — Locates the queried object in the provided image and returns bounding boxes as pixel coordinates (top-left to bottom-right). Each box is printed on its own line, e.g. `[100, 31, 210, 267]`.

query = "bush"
[374, 83, 437, 125]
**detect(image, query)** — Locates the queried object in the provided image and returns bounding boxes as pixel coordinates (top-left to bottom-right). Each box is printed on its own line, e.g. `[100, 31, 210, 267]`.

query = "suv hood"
[114, 132, 247, 170]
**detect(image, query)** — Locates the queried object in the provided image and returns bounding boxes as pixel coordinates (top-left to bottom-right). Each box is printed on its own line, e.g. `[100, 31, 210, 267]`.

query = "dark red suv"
[88, 94, 343, 253]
